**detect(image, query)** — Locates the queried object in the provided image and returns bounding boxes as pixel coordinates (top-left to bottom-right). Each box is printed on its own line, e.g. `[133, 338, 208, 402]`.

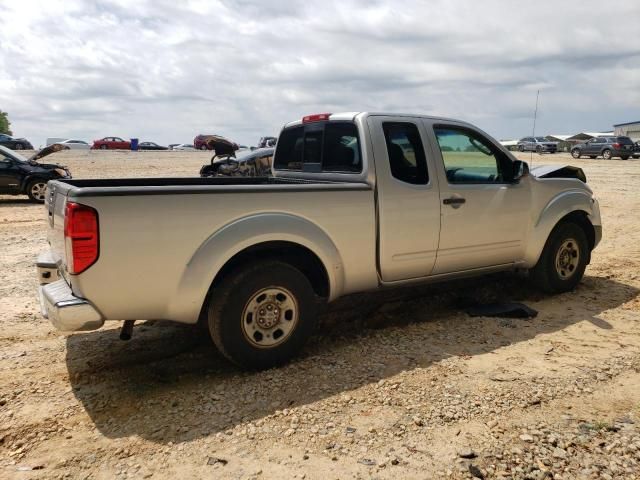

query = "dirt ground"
[1, 149, 639, 480]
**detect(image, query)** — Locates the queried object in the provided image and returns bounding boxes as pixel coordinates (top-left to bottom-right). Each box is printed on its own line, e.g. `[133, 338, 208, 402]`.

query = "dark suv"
[517, 137, 558, 153]
[571, 136, 634, 160]
[0, 145, 71, 202]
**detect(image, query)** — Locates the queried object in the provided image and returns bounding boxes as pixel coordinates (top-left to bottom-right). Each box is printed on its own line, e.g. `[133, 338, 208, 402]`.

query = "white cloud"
[1, 0, 639, 147]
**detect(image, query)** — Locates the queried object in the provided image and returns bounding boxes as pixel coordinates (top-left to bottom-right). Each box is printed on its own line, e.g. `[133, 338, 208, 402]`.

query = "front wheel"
[602, 149, 612, 160]
[518, 144, 524, 152]
[207, 260, 318, 369]
[26, 179, 48, 203]
[571, 149, 581, 159]
[530, 222, 589, 293]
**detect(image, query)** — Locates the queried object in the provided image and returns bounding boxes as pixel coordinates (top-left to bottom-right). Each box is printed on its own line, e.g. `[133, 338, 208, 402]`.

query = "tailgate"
[45, 180, 73, 278]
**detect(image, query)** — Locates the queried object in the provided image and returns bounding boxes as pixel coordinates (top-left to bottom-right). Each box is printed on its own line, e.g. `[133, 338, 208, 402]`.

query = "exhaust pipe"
[120, 320, 135, 340]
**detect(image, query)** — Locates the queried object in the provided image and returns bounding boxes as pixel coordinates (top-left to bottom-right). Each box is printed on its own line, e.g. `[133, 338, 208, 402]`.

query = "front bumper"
[37, 252, 104, 332]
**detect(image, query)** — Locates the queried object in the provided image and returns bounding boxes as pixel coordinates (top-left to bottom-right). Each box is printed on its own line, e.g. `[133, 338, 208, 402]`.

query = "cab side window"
[382, 122, 428, 185]
[434, 127, 507, 184]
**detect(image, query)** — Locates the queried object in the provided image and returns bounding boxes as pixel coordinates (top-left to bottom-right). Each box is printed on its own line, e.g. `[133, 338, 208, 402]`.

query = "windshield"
[0, 145, 27, 162]
[535, 137, 548, 142]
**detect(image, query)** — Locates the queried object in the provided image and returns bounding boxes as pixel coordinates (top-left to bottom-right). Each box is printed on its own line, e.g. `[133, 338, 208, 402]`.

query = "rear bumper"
[36, 252, 104, 332]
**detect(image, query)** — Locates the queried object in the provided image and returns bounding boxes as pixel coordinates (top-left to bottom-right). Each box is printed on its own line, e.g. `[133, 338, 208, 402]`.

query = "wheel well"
[199, 241, 330, 323]
[558, 211, 595, 251]
[198, 241, 330, 324]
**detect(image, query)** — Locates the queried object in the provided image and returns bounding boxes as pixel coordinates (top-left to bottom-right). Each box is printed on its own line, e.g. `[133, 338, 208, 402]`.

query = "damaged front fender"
[530, 164, 586, 183]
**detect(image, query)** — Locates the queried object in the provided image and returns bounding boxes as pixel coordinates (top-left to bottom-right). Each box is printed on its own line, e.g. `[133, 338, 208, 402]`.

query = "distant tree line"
[0, 111, 12, 135]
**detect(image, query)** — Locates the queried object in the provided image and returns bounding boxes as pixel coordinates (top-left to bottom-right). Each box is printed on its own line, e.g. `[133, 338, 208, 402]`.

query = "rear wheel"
[602, 149, 612, 160]
[536, 145, 543, 154]
[518, 144, 524, 152]
[207, 260, 318, 369]
[26, 178, 48, 203]
[100, 144, 108, 150]
[530, 222, 589, 293]
[571, 149, 581, 159]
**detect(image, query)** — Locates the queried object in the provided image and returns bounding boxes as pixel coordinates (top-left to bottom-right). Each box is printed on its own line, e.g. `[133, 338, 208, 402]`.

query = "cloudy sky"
[1, 0, 639, 147]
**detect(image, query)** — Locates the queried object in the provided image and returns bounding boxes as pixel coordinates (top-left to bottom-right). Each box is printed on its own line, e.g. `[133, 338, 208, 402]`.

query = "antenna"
[530, 89, 540, 166]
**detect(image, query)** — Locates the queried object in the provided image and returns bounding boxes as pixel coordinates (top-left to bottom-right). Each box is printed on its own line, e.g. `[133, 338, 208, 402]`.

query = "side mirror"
[512, 160, 529, 182]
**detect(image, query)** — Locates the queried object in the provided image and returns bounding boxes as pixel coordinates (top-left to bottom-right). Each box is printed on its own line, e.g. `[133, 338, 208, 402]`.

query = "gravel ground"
[1, 150, 639, 479]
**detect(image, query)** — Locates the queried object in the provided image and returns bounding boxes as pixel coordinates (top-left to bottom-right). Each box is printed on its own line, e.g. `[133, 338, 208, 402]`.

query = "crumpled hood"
[28, 143, 70, 162]
[530, 164, 587, 183]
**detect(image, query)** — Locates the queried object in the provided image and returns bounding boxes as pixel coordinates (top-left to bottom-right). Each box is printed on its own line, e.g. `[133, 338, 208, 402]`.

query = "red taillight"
[302, 113, 331, 123]
[64, 202, 99, 274]
[612, 143, 621, 149]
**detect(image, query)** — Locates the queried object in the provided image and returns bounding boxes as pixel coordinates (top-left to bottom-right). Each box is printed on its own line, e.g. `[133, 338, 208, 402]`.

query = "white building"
[613, 121, 640, 141]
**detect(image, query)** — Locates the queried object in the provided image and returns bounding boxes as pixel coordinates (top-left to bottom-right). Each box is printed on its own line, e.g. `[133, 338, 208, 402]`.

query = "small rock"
[207, 457, 228, 466]
[458, 447, 477, 459]
[469, 464, 485, 479]
[358, 458, 376, 466]
[520, 434, 534, 443]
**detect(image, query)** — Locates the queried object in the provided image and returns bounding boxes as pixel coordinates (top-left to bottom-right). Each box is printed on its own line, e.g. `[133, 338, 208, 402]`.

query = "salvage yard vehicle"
[36, 112, 602, 369]
[91, 137, 131, 150]
[0, 133, 33, 150]
[571, 136, 634, 160]
[517, 137, 558, 153]
[200, 147, 274, 177]
[0, 144, 71, 202]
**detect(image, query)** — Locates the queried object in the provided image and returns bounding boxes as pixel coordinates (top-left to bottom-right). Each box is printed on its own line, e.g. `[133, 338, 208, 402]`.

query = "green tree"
[0, 111, 12, 135]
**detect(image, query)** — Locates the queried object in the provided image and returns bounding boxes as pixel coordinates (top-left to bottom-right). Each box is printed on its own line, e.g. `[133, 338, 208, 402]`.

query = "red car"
[91, 137, 131, 150]
[193, 134, 239, 152]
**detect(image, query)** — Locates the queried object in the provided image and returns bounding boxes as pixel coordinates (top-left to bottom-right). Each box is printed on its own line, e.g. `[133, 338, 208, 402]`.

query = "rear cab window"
[274, 121, 362, 173]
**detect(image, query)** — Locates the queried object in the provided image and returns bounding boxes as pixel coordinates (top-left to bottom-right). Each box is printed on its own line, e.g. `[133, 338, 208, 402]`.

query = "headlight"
[54, 168, 68, 177]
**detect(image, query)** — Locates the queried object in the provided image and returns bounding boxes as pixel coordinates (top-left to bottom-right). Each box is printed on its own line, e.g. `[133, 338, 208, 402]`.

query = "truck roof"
[283, 112, 471, 129]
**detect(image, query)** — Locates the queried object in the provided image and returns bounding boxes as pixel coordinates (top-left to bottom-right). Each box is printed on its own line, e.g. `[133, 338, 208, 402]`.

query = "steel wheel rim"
[603, 150, 611, 159]
[555, 238, 580, 280]
[30, 182, 47, 201]
[241, 286, 299, 348]
[572, 150, 580, 158]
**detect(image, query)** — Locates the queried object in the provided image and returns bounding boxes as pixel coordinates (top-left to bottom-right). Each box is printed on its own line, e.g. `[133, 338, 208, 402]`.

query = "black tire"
[602, 149, 612, 160]
[530, 222, 589, 294]
[571, 149, 581, 159]
[100, 144, 108, 150]
[207, 260, 318, 369]
[621, 155, 629, 160]
[518, 144, 524, 152]
[536, 145, 543, 154]
[26, 178, 48, 203]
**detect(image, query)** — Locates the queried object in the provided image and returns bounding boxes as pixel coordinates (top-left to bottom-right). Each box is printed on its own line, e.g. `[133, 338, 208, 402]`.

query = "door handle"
[443, 197, 466, 206]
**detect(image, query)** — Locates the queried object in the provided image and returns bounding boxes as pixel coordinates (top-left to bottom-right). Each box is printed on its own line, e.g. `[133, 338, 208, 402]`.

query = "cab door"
[368, 116, 441, 282]
[425, 121, 531, 274]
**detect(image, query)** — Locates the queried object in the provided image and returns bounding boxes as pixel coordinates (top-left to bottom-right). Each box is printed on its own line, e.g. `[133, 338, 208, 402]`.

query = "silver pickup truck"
[37, 112, 602, 368]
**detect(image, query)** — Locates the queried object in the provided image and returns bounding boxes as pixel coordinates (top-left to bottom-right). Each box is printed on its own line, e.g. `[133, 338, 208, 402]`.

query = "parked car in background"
[194, 134, 239, 152]
[138, 142, 168, 151]
[571, 136, 634, 160]
[632, 141, 640, 159]
[258, 136, 277, 148]
[172, 143, 196, 151]
[168, 144, 180, 150]
[517, 137, 558, 153]
[91, 137, 131, 150]
[58, 139, 90, 150]
[0, 144, 71, 202]
[200, 147, 274, 177]
[0, 133, 33, 150]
